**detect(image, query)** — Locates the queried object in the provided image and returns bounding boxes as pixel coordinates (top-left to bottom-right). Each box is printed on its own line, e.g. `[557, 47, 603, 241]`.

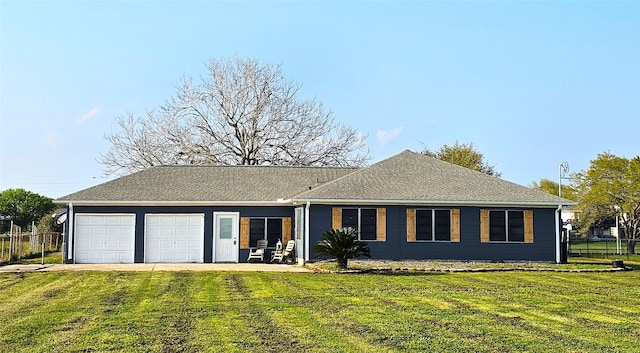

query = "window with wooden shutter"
[407, 208, 416, 242]
[240, 217, 249, 249]
[451, 209, 461, 242]
[377, 208, 386, 242]
[524, 210, 534, 243]
[332, 208, 342, 229]
[282, 217, 292, 243]
[480, 209, 490, 243]
[481, 209, 532, 243]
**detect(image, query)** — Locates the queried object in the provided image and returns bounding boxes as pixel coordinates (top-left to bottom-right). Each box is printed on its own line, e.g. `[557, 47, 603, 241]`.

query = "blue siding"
[64, 204, 558, 263]
[66, 206, 294, 264]
[309, 205, 557, 262]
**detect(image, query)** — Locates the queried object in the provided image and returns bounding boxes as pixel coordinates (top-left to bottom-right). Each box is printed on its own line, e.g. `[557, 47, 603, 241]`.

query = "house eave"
[291, 198, 576, 208]
[54, 199, 295, 207]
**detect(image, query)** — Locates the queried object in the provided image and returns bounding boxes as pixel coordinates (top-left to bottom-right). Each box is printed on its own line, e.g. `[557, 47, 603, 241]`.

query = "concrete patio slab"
[0, 263, 310, 273]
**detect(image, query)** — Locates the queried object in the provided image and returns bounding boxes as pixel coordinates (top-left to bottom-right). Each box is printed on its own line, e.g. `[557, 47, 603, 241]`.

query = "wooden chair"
[272, 240, 295, 263]
[247, 239, 268, 262]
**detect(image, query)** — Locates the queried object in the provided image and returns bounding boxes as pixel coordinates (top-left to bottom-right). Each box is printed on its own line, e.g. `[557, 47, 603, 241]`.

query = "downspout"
[68, 203, 74, 263]
[304, 201, 310, 263]
[555, 204, 562, 264]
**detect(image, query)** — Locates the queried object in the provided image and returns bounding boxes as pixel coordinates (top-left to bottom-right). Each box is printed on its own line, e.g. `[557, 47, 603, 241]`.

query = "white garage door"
[145, 214, 204, 263]
[75, 214, 135, 264]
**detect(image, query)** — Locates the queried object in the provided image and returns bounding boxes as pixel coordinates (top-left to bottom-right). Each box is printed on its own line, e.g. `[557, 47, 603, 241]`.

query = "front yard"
[1, 270, 639, 352]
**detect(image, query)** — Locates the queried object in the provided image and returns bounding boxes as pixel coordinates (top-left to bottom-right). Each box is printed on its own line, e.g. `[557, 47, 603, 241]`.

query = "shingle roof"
[293, 150, 572, 206]
[56, 165, 356, 204]
[56, 150, 572, 206]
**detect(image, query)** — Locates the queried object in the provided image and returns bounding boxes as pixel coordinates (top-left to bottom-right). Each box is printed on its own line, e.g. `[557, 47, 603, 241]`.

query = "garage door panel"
[75, 214, 135, 264]
[144, 214, 204, 263]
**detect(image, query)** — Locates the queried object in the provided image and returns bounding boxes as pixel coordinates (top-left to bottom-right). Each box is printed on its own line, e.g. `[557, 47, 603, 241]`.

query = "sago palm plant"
[313, 227, 370, 269]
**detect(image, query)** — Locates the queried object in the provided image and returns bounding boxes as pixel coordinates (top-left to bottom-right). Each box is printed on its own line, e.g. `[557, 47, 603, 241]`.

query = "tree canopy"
[100, 56, 370, 176]
[575, 152, 640, 253]
[421, 141, 501, 177]
[530, 178, 578, 201]
[0, 189, 55, 230]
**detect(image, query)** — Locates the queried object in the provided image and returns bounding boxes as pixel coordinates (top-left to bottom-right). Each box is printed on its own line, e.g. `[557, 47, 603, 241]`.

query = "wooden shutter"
[377, 208, 386, 242]
[240, 217, 250, 249]
[451, 209, 461, 243]
[524, 210, 534, 243]
[406, 208, 416, 242]
[282, 217, 292, 243]
[332, 208, 342, 229]
[480, 209, 490, 243]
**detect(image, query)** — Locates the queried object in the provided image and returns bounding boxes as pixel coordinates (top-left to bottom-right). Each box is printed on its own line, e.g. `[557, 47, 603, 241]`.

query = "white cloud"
[376, 126, 403, 146]
[77, 107, 101, 124]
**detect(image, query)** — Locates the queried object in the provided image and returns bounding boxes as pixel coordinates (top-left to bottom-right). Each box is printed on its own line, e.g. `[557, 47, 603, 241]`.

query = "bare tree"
[100, 56, 369, 176]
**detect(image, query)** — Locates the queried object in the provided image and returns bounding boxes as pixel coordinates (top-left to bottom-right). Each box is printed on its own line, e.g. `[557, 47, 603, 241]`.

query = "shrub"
[313, 227, 370, 269]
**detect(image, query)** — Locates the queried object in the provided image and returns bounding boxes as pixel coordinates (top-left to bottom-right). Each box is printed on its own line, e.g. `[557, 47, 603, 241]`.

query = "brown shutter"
[451, 209, 461, 242]
[282, 217, 292, 243]
[524, 210, 534, 243]
[377, 208, 386, 242]
[406, 208, 416, 242]
[332, 208, 342, 229]
[240, 217, 250, 249]
[480, 209, 490, 243]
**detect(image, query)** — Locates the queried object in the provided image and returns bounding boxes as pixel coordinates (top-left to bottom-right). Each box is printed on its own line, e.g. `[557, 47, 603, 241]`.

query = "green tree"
[36, 213, 62, 234]
[0, 189, 55, 230]
[422, 141, 501, 177]
[530, 178, 578, 201]
[575, 152, 640, 253]
[314, 227, 371, 269]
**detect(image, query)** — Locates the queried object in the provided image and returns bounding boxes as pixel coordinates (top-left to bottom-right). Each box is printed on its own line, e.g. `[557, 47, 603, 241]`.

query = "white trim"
[304, 201, 310, 262]
[555, 205, 562, 263]
[56, 200, 295, 207]
[57, 198, 575, 208]
[68, 203, 74, 262]
[293, 199, 574, 207]
[213, 212, 240, 263]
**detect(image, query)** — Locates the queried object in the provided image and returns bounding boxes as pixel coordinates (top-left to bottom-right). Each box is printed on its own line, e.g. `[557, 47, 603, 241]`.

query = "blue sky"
[1, 1, 638, 199]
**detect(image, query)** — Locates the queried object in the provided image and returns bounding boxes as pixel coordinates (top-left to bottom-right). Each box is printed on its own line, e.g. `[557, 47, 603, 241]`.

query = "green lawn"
[1, 271, 639, 352]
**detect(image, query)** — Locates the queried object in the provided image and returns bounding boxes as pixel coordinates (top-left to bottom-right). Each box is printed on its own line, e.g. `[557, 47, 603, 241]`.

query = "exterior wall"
[63, 203, 558, 263]
[65, 205, 294, 264]
[309, 205, 557, 262]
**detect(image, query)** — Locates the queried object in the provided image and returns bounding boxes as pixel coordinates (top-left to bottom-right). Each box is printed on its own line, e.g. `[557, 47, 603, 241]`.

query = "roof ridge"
[291, 150, 413, 198]
[149, 164, 358, 170]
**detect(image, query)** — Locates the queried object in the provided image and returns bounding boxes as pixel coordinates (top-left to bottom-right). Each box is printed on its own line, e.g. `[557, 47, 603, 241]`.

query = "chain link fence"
[568, 237, 631, 259]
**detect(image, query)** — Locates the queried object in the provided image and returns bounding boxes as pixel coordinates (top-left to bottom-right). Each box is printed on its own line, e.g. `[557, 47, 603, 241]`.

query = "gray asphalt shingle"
[56, 150, 571, 206]
[294, 150, 571, 205]
[56, 166, 355, 202]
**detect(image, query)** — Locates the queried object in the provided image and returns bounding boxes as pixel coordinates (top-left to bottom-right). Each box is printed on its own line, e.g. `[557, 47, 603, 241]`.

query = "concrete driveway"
[0, 263, 311, 273]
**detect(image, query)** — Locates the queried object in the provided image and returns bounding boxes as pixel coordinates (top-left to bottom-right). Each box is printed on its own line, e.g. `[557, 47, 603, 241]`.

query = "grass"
[1, 271, 640, 352]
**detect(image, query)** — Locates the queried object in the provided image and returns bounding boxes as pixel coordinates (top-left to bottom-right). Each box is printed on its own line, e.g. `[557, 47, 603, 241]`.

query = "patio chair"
[247, 239, 268, 262]
[272, 240, 295, 263]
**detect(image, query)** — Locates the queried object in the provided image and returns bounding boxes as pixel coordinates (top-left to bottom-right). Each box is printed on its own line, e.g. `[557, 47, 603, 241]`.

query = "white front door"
[214, 212, 239, 262]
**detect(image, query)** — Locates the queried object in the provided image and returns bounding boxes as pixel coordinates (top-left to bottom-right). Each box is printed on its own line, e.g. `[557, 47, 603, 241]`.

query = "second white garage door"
[144, 214, 204, 263]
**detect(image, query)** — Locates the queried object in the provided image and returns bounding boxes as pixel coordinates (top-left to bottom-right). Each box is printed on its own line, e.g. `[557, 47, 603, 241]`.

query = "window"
[249, 218, 283, 247]
[341, 208, 377, 241]
[489, 210, 525, 242]
[416, 209, 451, 241]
